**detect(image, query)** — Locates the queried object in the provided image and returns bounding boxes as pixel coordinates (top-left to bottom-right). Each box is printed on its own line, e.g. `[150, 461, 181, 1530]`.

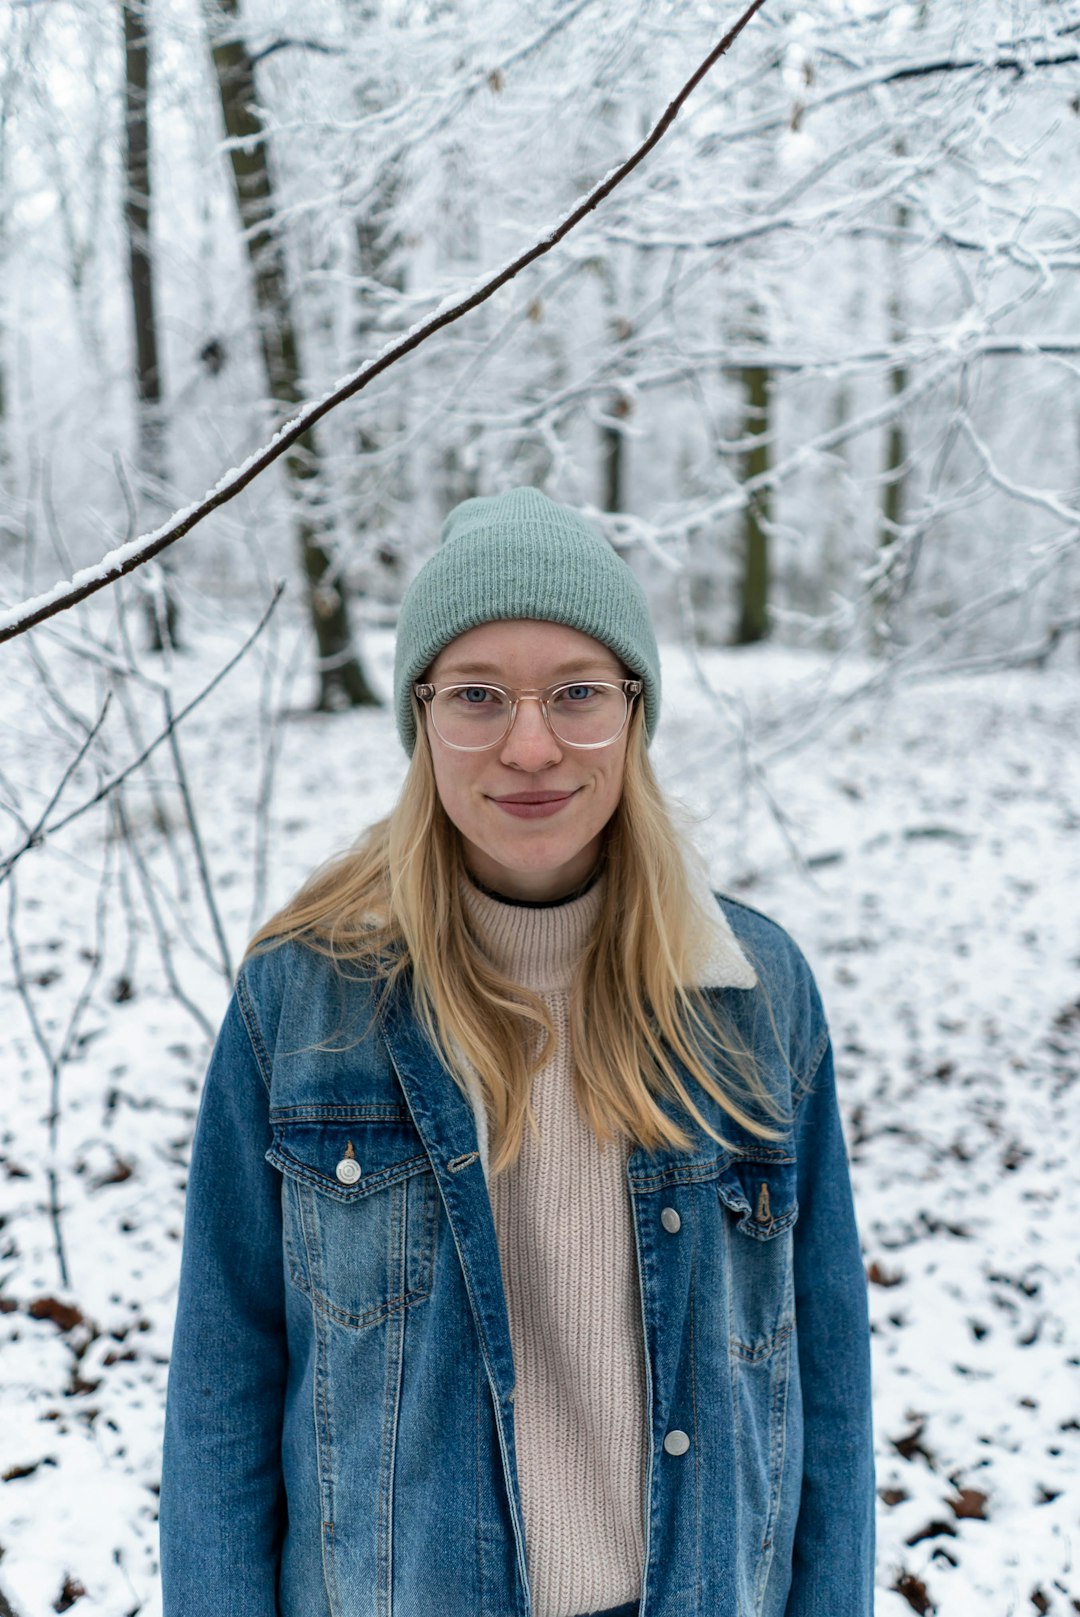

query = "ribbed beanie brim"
[393, 487, 660, 754]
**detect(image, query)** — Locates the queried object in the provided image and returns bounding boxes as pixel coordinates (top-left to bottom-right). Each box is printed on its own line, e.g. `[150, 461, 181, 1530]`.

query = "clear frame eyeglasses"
[414, 678, 642, 752]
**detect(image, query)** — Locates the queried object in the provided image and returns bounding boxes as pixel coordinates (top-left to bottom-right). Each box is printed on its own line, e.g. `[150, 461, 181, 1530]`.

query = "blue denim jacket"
[160, 894, 874, 1617]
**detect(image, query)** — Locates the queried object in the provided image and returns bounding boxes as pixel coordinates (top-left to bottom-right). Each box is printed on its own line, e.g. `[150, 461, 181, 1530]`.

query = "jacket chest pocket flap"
[267, 1113, 439, 1330]
[717, 1153, 798, 1362]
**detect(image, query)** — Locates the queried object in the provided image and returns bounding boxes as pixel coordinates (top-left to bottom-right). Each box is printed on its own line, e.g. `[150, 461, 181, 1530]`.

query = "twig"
[112, 787, 217, 1040]
[0, 582, 285, 882]
[249, 36, 345, 65]
[701, 40, 1080, 150]
[162, 686, 233, 982]
[6, 869, 70, 1290]
[249, 619, 295, 934]
[41, 456, 74, 576]
[907, 614, 1080, 676]
[0, 0, 768, 644]
[669, 560, 818, 883]
[0, 695, 113, 880]
[110, 582, 194, 905]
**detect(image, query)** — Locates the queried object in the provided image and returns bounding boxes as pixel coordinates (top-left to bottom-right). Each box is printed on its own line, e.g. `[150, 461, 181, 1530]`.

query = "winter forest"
[1, 0, 1079, 1611]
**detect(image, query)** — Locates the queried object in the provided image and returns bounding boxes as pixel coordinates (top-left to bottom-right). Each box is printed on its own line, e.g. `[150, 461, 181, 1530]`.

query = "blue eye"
[559, 684, 599, 702]
[461, 687, 491, 704]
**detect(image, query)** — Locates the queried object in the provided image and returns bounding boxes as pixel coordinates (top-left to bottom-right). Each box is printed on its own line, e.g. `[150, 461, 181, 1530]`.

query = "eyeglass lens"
[430, 684, 628, 748]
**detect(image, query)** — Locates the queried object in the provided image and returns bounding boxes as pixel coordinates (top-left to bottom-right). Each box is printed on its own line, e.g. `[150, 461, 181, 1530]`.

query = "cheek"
[429, 750, 480, 830]
[591, 755, 627, 818]
[430, 754, 462, 812]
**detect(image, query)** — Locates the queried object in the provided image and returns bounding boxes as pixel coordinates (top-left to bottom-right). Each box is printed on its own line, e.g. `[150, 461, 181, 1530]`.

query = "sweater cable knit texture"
[461, 873, 646, 1617]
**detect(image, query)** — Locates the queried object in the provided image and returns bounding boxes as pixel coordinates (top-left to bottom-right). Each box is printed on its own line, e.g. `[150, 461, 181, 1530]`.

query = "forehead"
[429, 619, 625, 680]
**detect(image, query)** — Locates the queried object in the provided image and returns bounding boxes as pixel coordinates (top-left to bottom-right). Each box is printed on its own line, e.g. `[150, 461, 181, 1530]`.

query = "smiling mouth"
[491, 791, 576, 805]
[488, 790, 579, 819]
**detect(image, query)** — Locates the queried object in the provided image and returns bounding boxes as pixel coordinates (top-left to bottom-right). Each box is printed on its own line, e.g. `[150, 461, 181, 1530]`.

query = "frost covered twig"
[162, 686, 233, 983]
[110, 788, 217, 1042]
[925, 614, 1080, 674]
[0, 695, 113, 886]
[702, 38, 1080, 150]
[5, 822, 113, 1292]
[0, 582, 285, 883]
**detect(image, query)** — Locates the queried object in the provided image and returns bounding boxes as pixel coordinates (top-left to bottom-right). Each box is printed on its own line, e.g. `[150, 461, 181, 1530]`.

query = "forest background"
[1, 0, 1079, 1613]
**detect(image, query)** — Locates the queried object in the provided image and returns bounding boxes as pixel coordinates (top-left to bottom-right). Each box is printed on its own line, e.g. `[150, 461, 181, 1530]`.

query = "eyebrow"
[436, 659, 624, 680]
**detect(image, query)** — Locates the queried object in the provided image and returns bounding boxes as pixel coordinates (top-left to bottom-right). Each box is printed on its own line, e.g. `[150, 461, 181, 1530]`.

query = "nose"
[498, 697, 563, 770]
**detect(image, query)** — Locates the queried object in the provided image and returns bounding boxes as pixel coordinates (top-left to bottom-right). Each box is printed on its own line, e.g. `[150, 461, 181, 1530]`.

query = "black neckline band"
[466, 864, 604, 910]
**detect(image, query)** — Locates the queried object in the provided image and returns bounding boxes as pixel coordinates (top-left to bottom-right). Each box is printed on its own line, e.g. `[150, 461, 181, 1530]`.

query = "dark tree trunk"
[874, 172, 911, 654]
[121, 0, 180, 651]
[600, 313, 632, 516]
[735, 363, 771, 644]
[600, 405, 625, 515]
[204, 0, 378, 708]
[598, 259, 631, 515]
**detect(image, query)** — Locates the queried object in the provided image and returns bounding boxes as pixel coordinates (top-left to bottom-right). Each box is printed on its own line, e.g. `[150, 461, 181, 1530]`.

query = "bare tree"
[339, 0, 411, 588]
[735, 346, 771, 644]
[121, 0, 180, 653]
[203, 0, 379, 710]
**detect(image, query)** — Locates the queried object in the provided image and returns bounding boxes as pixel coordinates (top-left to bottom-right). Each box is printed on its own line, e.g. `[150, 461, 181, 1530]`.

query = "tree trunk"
[0, 32, 20, 561]
[595, 163, 629, 516]
[600, 397, 626, 515]
[598, 267, 637, 517]
[874, 169, 911, 654]
[352, 153, 409, 591]
[735, 363, 771, 644]
[121, 0, 180, 651]
[203, 0, 378, 708]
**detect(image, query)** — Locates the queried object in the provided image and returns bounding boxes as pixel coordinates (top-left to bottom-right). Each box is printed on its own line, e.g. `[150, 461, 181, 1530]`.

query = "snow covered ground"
[1, 615, 1078, 1616]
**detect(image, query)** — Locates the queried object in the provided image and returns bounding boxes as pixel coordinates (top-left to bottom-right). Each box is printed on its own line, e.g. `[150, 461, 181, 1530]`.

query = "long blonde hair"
[244, 705, 788, 1174]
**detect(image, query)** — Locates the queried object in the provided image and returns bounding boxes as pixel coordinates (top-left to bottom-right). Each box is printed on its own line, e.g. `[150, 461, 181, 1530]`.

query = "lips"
[488, 788, 579, 820]
[491, 791, 576, 805]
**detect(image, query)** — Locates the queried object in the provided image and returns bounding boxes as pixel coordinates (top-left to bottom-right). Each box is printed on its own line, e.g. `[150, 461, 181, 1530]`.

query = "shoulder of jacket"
[711, 891, 812, 976]
[235, 935, 366, 1030]
[237, 934, 312, 996]
[711, 891, 829, 1081]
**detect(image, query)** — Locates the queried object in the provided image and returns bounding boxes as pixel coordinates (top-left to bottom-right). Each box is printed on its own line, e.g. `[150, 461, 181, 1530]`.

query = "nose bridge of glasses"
[505, 689, 562, 746]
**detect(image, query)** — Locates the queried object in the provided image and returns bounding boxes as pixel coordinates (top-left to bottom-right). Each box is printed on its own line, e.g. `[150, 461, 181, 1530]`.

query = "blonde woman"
[160, 487, 874, 1617]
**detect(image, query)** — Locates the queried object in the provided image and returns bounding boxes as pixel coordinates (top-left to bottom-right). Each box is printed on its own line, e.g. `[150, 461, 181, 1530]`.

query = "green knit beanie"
[393, 486, 661, 756]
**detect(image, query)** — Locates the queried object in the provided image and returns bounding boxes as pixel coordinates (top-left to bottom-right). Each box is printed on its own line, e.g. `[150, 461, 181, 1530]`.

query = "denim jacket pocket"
[717, 1153, 799, 1363]
[266, 1108, 439, 1330]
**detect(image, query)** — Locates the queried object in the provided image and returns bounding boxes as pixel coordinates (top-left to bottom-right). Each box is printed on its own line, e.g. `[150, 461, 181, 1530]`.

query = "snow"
[1, 621, 1078, 1616]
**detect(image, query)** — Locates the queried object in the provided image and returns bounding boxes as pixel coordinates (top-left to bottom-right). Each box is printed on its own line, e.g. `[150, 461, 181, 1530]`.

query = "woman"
[160, 487, 874, 1617]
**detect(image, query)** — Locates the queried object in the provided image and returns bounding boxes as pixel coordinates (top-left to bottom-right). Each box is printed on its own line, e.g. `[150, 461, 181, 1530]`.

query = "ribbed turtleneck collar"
[460, 871, 605, 992]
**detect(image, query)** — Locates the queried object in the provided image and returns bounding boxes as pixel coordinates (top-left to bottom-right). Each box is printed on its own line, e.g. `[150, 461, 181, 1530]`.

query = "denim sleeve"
[786, 1028, 876, 1616]
[160, 972, 287, 1616]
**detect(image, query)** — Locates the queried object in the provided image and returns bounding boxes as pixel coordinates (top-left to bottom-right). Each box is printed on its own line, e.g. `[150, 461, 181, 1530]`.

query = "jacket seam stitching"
[235, 970, 273, 1096]
[792, 1024, 830, 1122]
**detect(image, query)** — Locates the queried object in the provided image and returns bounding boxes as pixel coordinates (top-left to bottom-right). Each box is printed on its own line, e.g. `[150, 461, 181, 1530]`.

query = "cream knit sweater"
[461, 873, 646, 1617]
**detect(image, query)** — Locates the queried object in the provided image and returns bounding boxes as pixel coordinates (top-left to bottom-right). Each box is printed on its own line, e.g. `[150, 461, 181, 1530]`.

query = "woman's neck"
[465, 863, 603, 910]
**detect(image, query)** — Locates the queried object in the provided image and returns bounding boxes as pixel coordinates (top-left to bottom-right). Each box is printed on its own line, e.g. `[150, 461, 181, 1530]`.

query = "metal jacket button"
[663, 1429, 690, 1455]
[660, 1207, 681, 1234]
[335, 1142, 361, 1185]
